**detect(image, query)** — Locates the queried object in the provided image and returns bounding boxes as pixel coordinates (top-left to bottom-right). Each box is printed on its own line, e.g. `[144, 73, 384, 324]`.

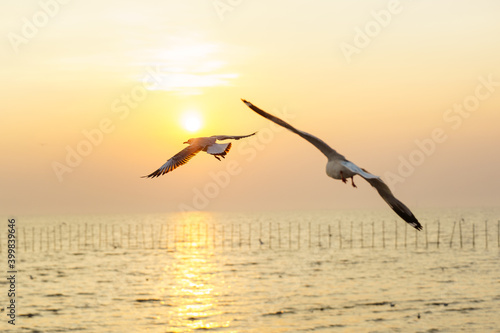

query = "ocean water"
[2, 208, 500, 332]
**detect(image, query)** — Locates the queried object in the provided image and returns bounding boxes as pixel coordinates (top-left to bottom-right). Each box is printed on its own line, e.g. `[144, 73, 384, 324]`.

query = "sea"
[1, 208, 499, 332]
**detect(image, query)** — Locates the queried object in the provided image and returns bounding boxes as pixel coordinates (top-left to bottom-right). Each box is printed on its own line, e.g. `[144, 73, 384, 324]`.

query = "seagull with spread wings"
[241, 99, 422, 230]
[143, 133, 256, 178]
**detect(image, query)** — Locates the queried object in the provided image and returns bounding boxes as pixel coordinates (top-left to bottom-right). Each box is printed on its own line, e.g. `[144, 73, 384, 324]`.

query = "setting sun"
[181, 111, 203, 132]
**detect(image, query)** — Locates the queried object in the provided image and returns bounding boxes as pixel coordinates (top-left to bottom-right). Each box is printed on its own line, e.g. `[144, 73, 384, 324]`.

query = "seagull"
[241, 99, 422, 231]
[142, 133, 256, 178]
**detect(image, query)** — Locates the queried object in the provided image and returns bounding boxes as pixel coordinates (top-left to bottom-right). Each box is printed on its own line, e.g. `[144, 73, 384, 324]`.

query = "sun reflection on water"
[160, 212, 231, 331]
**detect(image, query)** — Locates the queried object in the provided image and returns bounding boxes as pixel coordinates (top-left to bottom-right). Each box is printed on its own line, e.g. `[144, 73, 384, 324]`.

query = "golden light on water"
[166, 249, 230, 331]
[157, 212, 231, 331]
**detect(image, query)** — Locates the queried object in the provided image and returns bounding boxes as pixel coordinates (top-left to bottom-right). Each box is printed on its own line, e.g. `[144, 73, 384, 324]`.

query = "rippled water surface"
[2, 209, 500, 332]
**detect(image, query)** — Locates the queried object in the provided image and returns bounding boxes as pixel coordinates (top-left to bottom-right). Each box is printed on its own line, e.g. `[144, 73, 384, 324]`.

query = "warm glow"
[181, 111, 203, 132]
[3, 1, 500, 214]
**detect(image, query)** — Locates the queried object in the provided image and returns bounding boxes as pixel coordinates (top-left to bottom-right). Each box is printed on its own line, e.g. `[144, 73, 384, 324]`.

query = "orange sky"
[2, 1, 500, 215]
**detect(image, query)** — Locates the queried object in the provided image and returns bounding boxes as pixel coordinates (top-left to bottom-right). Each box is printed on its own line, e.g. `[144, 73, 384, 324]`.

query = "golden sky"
[2, 0, 500, 215]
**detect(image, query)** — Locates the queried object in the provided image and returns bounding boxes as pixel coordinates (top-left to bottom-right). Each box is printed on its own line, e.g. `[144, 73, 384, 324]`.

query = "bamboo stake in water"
[206, 223, 209, 249]
[138, 224, 144, 249]
[318, 224, 321, 248]
[111, 224, 116, 248]
[17, 227, 20, 253]
[239, 224, 242, 249]
[415, 228, 418, 249]
[485, 220, 488, 250]
[382, 220, 385, 249]
[289, 222, 292, 249]
[85, 223, 88, 249]
[182, 224, 186, 246]
[128, 224, 131, 249]
[23, 227, 26, 252]
[449, 221, 456, 248]
[60, 224, 64, 251]
[173, 225, 177, 250]
[52, 225, 56, 251]
[60, 224, 63, 251]
[298, 223, 301, 250]
[372, 221, 375, 249]
[91, 224, 95, 250]
[54, 224, 62, 252]
[425, 222, 428, 249]
[32, 226, 35, 252]
[136, 224, 140, 249]
[40, 227, 43, 252]
[308, 222, 311, 249]
[142, 224, 146, 249]
[394, 220, 397, 249]
[47, 227, 50, 252]
[328, 224, 332, 249]
[248, 223, 251, 250]
[350, 221, 353, 249]
[259, 222, 262, 249]
[269, 222, 272, 249]
[472, 223, 475, 249]
[222, 225, 226, 250]
[120, 226, 123, 249]
[46, 226, 49, 252]
[166, 224, 170, 250]
[339, 221, 342, 249]
[55, 224, 59, 251]
[231, 223, 234, 249]
[188, 223, 191, 245]
[53, 226, 56, 251]
[361, 222, 364, 248]
[437, 220, 440, 249]
[201, 223, 204, 248]
[404, 222, 407, 248]
[459, 218, 463, 249]
[150, 224, 156, 249]
[278, 222, 281, 249]
[106, 224, 110, 249]
[150, 224, 154, 249]
[213, 224, 216, 249]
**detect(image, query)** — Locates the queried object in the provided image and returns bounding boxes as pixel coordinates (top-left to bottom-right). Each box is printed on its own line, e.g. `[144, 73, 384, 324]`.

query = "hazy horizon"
[2, 1, 500, 216]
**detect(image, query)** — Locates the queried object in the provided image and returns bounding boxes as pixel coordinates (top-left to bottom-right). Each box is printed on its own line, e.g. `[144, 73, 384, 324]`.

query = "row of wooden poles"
[1, 219, 499, 252]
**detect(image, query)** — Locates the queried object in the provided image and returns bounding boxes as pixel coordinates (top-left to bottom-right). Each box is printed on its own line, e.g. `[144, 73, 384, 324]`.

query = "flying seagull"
[142, 133, 256, 178]
[241, 99, 422, 230]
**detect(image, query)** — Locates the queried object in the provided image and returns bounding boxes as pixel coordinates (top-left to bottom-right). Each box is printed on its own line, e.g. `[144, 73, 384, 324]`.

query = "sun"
[181, 111, 203, 132]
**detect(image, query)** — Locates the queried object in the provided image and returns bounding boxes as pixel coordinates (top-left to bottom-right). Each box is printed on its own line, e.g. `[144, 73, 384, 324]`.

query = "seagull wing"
[241, 99, 342, 159]
[212, 132, 257, 141]
[340, 160, 422, 230]
[206, 142, 231, 155]
[142, 145, 203, 178]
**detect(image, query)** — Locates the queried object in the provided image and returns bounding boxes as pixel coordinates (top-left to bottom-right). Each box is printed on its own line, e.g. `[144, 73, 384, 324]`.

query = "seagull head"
[183, 138, 194, 145]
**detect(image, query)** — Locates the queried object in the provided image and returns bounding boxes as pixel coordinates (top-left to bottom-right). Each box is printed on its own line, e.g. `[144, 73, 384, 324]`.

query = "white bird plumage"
[241, 99, 422, 231]
[143, 133, 256, 178]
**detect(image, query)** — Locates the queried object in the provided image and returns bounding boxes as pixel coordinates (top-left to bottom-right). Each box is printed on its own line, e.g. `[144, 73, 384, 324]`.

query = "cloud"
[138, 40, 239, 94]
[146, 72, 238, 95]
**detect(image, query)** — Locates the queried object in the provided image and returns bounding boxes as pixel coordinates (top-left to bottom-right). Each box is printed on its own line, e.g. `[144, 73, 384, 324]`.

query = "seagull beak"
[183, 141, 188, 144]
